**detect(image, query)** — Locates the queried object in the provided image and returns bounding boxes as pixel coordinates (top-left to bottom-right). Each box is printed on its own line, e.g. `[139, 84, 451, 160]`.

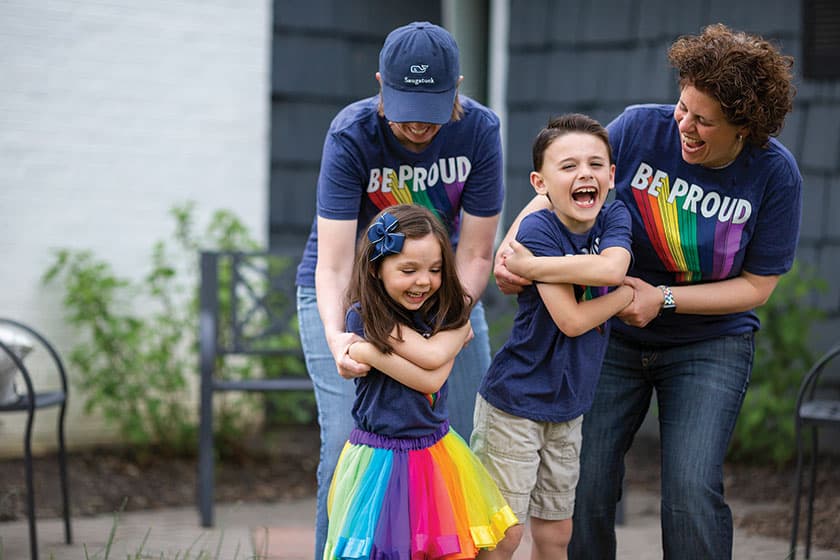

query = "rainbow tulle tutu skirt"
[324, 420, 518, 559]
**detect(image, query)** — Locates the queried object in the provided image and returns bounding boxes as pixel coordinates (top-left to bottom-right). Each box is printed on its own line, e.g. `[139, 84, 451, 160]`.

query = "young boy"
[472, 113, 633, 560]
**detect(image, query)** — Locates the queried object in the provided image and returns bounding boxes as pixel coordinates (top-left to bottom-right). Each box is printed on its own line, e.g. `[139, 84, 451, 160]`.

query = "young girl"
[323, 204, 517, 560]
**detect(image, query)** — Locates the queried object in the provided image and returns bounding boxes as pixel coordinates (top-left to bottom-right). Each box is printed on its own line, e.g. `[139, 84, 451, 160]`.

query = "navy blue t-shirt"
[345, 306, 449, 438]
[608, 104, 802, 344]
[479, 203, 632, 423]
[296, 95, 504, 287]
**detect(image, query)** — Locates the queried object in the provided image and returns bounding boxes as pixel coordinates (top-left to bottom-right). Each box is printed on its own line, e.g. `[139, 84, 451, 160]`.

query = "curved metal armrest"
[795, 343, 840, 416]
[0, 318, 70, 405]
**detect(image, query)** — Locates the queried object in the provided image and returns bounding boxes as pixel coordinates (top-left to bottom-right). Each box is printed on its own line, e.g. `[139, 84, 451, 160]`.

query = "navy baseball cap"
[378, 22, 460, 125]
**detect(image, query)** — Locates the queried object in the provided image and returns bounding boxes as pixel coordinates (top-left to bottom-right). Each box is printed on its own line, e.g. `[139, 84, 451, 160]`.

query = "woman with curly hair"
[493, 24, 801, 558]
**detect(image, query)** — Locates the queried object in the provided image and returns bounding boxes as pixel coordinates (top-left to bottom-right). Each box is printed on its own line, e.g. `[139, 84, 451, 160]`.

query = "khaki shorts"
[470, 394, 582, 522]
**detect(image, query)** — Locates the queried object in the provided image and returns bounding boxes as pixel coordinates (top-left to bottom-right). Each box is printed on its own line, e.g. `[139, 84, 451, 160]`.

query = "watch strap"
[657, 285, 676, 315]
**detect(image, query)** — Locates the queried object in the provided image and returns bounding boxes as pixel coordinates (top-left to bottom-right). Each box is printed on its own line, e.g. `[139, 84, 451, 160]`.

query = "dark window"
[803, 0, 840, 80]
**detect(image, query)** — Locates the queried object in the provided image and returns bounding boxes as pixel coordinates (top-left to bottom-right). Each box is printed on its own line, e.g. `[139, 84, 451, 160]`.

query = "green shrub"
[728, 262, 827, 465]
[42, 202, 310, 456]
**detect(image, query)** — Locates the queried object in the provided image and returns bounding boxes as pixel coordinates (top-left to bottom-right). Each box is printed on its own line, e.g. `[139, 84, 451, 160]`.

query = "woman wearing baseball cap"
[294, 21, 505, 559]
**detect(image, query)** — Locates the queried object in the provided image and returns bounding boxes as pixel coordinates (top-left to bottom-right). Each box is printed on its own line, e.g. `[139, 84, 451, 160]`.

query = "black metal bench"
[0, 318, 72, 560]
[196, 250, 312, 527]
[790, 342, 840, 559]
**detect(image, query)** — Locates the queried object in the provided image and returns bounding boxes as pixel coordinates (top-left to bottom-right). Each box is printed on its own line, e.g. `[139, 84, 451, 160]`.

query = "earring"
[736, 134, 743, 141]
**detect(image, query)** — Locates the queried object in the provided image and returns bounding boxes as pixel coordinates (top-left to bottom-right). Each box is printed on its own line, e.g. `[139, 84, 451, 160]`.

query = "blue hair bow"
[367, 212, 405, 261]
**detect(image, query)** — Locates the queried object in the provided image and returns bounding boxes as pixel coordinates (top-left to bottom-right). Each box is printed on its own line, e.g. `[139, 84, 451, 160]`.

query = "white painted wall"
[0, 0, 271, 457]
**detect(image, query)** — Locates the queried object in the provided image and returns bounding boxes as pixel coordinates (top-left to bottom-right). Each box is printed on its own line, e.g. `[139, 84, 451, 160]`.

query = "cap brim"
[381, 82, 456, 125]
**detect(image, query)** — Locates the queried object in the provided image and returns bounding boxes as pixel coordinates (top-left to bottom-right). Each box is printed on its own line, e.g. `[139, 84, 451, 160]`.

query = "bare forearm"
[315, 274, 348, 341]
[513, 249, 630, 286]
[389, 322, 472, 369]
[349, 342, 452, 394]
[671, 273, 779, 315]
[457, 212, 500, 301]
[457, 256, 493, 301]
[618, 272, 780, 328]
[540, 284, 634, 337]
[315, 216, 356, 343]
[315, 216, 372, 378]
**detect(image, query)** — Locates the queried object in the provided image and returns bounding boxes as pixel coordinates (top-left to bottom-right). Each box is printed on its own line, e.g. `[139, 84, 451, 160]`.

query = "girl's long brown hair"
[346, 204, 471, 354]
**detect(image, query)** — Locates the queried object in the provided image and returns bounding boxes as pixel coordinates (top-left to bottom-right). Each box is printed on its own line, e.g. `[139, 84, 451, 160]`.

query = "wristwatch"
[657, 285, 676, 316]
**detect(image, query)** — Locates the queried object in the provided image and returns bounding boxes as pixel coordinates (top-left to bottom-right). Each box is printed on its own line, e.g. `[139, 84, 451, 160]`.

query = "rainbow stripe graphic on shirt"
[425, 391, 439, 408]
[366, 157, 471, 232]
[581, 285, 608, 302]
[629, 163, 750, 283]
[581, 285, 609, 333]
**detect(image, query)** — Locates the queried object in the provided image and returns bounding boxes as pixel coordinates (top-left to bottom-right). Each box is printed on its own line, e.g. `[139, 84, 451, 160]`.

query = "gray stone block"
[707, 0, 798, 35]
[579, 0, 636, 43]
[793, 251, 825, 310]
[503, 168, 538, 229]
[273, 0, 334, 28]
[270, 168, 318, 228]
[274, 0, 440, 35]
[801, 104, 840, 171]
[636, 0, 706, 41]
[272, 34, 379, 99]
[270, 102, 343, 164]
[809, 316, 840, 356]
[795, 246, 819, 269]
[545, 49, 595, 104]
[817, 245, 840, 312]
[509, 0, 553, 48]
[348, 43, 387, 97]
[591, 104, 629, 128]
[334, 1, 441, 35]
[598, 48, 645, 103]
[826, 177, 840, 239]
[778, 109, 803, 160]
[506, 51, 549, 106]
[799, 174, 826, 243]
[272, 35, 352, 97]
[796, 74, 840, 104]
[634, 43, 680, 104]
[545, 0, 586, 46]
[506, 110, 547, 169]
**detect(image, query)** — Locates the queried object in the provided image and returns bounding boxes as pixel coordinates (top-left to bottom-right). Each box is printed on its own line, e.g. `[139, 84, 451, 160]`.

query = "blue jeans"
[568, 332, 754, 560]
[297, 285, 491, 560]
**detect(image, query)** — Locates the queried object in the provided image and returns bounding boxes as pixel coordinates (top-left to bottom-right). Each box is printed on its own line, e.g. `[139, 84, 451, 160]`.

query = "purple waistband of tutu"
[349, 420, 450, 451]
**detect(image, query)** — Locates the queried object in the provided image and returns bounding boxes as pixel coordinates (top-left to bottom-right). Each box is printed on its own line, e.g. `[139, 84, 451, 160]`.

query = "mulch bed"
[1, 424, 838, 552]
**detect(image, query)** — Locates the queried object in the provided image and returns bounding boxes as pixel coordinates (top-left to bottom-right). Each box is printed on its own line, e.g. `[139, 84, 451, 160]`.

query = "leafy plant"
[728, 261, 827, 465]
[42, 202, 309, 456]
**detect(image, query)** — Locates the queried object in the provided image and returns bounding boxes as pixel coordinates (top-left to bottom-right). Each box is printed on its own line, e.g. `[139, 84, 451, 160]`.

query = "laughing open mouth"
[682, 134, 705, 152]
[572, 187, 597, 207]
[407, 124, 432, 136]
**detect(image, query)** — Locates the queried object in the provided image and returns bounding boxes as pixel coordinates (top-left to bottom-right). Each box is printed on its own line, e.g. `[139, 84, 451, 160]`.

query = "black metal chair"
[790, 342, 840, 559]
[197, 250, 312, 527]
[0, 318, 72, 560]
